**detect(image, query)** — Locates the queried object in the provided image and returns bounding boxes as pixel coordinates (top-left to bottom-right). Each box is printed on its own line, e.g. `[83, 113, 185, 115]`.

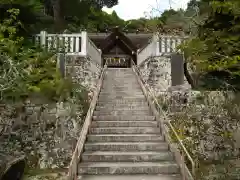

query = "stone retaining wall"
[156, 89, 240, 178]
[138, 56, 190, 92]
[0, 55, 101, 178]
[65, 55, 101, 92]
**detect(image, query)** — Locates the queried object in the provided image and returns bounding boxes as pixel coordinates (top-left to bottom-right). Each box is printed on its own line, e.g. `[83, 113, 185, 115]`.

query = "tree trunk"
[51, 0, 65, 32]
[184, 61, 195, 88]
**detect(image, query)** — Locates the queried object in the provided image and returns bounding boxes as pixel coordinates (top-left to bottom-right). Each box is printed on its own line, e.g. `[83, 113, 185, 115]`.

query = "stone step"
[104, 76, 135, 77]
[106, 70, 133, 72]
[104, 80, 137, 81]
[102, 85, 140, 87]
[104, 77, 136, 78]
[97, 98, 147, 102]
[102, 81, 138, 82]
[77, 175, 182, 180]
[104, 75, 135, 76]
[104, 74, 134, 76]
[94, 108, 151, 112]
[105, 72, 134, 74]
[99, 93, 144, 96]
[105, 72, 134, 73]
[103, 80, 137, 81]
[100, 89, 143, 90]
[93, 110, 151, 116]
[102, 82, 138, 83]
[97, 101, 148, 106]
[105, 71, 133, 73]
[105, 74, 137, 75]
[102, 81, 138, 83]
[91, 121, 157, 127]
[105, 76, 136, 77]
[101, 87, 141, 89]
[102, 87, 140, 89]
[103, 76, 135, 77]
[89, 127, 160, 134]
[103, 80, 137, 82]
[87, 134, 163, 142]
[104, 75, 134, 76]
[106, 68, 132, 69]
[99, 92, 143, 94]
[98, 97, 146, 100]
[78, 162, 179, 175]
[100, 92, 142, 94]
[81, 151, 174, 162]
[84, 142, 169, 151]
[100, 89, 141, 92]
[98, 96, 145, 99]
[95, 104, 149, 109]
[101, 89, 142, 91]
[97, 98, 146, 102]
[105, 71, 133, 72]
[95, 106, 149, 111]
[92, 115, 155, 121]
[99, 92, 143, 95]
[104, 79, 136, 80]
[102, 83, 139, 85]
[105, 75, 135, 76]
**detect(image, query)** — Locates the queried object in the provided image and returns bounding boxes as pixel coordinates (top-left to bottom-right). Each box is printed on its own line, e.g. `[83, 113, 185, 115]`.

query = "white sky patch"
[102, 0, 190, 20]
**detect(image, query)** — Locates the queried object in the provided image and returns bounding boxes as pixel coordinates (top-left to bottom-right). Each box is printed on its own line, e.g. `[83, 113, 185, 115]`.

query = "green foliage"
[177, 0, 240, 90]
[0, 0, 48, 35]
[0, 9, 72, 103]
[39, 0, 119, 32]
[0, 0, 195, 34]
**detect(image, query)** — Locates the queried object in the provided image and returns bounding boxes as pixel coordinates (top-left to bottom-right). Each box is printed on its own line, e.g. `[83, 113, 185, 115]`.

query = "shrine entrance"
[100, 27, 137, 68]
[103, 55, 132, 68]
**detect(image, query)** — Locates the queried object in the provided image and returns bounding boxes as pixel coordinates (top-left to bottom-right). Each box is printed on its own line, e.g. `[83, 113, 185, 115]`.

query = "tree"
[0, 0, 45, 36]
[198, 1, 240, 68]
[41, 0, 119, 32]
[159, 9, 178, 24]
[179, 0, 240, 89]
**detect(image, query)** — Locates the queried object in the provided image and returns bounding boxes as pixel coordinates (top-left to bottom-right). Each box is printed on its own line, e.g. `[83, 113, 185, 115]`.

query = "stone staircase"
[78, 68, 182, 180]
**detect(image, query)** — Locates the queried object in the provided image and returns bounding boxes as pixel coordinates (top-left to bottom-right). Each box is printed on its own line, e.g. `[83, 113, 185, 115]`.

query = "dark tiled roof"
[88, 33, 153, 50]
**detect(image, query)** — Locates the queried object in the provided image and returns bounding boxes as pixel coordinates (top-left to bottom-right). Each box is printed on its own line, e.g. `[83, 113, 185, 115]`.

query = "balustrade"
[137, 34, 188, 65]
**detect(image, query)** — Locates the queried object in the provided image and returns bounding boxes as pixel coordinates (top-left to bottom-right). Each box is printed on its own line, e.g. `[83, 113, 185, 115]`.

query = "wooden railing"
[35, 31, 102, 66]
[137, 34, 188, 65]
[158, 35, 187, 54]
[34, 31, 85, 55]
[67, 64, 107, 180]
[132, 60, 195, 180]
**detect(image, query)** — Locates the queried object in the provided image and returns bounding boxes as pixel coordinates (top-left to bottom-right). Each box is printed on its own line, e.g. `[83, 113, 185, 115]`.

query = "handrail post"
[156, 41, 160, 56]
[81, 31, 87, 56]
[40, 31, 47, 47]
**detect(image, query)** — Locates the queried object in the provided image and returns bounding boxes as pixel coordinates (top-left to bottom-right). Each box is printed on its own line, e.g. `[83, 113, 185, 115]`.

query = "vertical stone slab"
[57, 53, 65, 77]
[171, 53, 184, 86]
